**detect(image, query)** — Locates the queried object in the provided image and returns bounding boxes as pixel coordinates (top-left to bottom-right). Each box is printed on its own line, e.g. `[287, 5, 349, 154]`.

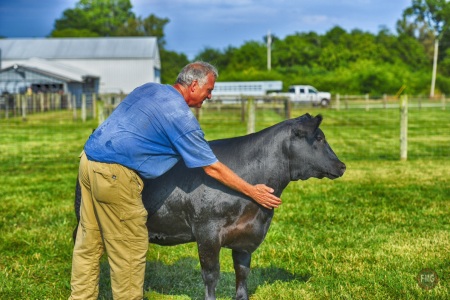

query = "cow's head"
[288, 114, 346, 181]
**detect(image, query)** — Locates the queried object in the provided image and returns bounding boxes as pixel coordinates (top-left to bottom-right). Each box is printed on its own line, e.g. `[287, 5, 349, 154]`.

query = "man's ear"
[190, 80, 198, 92]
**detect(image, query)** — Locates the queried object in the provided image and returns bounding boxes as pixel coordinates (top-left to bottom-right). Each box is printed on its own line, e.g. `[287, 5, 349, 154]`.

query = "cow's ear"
[312, 114, 323, 130]
[293, 114, 322, 137]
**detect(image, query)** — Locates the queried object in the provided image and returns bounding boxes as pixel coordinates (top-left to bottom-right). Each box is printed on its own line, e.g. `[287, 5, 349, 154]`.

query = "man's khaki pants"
[70, 152, 148, 300]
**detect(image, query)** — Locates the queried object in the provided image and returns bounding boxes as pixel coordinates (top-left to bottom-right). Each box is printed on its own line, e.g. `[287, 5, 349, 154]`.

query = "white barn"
[0, 37, 160, 94]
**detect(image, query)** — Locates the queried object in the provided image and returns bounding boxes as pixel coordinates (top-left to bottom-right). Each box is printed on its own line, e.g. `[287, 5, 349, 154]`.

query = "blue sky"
[0, 0, 412, 59]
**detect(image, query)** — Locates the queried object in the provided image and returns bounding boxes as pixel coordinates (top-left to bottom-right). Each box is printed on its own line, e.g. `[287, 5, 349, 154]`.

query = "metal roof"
[0, 37, 158, 60]
[16, 58, 99, 81]
[0, 58, 101, 94]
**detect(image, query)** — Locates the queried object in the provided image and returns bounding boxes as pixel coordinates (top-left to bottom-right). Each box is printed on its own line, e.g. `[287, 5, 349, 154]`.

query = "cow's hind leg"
[232, 250, 251, 300]
[197, 241, 221, 300]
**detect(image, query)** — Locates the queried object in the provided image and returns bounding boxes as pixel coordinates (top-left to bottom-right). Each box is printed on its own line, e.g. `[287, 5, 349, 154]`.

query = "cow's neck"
[214, 124, 291, 196]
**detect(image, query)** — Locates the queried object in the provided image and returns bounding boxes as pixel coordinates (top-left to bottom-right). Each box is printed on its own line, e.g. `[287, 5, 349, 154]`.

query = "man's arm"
[202, 161, 282, 209]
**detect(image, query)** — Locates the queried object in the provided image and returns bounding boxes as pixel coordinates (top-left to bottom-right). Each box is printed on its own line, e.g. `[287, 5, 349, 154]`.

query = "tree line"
[49, 0, 450, 96]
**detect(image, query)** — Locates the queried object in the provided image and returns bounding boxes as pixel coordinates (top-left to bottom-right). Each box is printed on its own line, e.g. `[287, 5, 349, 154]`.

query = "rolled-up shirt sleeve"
[173, 130, 218, 168]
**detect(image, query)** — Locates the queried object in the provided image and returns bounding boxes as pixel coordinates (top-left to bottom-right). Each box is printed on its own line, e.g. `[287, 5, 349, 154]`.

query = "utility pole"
[430, 37, 439, 98]
[267, 30, 272, 71]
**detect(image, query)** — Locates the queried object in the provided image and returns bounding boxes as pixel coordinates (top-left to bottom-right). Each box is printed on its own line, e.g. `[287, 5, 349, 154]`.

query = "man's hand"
[250, 184, 282, 209]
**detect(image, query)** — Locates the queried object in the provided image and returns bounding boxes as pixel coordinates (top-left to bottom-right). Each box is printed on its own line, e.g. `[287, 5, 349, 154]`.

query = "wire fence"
[0, 92, 447, 121]
[1, 93, 448, 161]
[0, 92, 122, 121]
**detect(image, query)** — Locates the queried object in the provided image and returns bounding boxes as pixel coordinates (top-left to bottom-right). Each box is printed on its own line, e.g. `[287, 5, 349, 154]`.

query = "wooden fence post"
[247, 97, 255, 134]
[72, 94, 77, 120]
[400, 95, 408, 161]
[92, 93, 97, 119]
[442, 94, 446, 110]
[365, 94, 369, 111]
[194, 107, 201, 121]
[284, 97, 291, 119]
[216, 99, 222, 112]
[5, 95, 9, 119]
[97, 100, 105, 126]
[56, 93, 61, 110]
[240, 97, 246, 123]
[40, 93, 45, 112]
[67, 93, 72, 110]
[32, 94, 37, 113]
[81, 94, 87, 122]
[336, 94, 340, 111]
[49, 93, 53, 110]
[21, 94, 27, 121]
[15, 94, 20, 116]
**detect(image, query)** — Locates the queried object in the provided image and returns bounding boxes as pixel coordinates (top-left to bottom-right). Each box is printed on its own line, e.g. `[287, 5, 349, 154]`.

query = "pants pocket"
[120, 207, 148, 240]
[92, 163, 118, 204]
[129, 171, 144, 200]
[121, 206, 148, 221]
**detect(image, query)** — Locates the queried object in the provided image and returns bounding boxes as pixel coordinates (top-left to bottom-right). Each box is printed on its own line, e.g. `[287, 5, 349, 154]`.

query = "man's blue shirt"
[84, 83, 218, 178]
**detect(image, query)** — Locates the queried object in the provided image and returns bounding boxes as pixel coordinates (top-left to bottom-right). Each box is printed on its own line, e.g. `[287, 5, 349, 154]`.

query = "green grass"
[0, 107, 448, 299]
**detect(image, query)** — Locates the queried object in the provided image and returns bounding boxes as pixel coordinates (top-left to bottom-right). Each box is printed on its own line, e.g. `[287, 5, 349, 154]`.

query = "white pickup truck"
[274, 85, 331, 107]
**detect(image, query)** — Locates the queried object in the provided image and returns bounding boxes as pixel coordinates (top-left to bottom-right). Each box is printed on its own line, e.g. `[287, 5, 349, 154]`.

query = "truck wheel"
[320, 99, 329, 107]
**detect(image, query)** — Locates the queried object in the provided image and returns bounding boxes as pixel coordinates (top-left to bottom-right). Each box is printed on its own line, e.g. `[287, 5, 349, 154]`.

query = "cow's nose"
[339, 162, 346, 175]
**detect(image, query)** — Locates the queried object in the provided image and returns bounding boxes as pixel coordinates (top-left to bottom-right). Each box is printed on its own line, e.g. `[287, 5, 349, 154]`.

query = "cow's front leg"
[232, 250, 251, 300]
[197, 239, 221, 300]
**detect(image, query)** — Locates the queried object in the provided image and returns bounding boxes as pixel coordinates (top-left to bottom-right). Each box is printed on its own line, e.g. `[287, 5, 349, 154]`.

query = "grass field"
[0, 106, 448, 299]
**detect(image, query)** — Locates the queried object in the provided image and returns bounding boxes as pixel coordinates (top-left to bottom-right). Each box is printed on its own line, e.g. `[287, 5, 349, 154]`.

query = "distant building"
[0, 37, 161, 95]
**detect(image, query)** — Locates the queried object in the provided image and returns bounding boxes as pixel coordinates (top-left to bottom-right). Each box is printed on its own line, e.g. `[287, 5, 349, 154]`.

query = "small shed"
[0, 58, 99, 95]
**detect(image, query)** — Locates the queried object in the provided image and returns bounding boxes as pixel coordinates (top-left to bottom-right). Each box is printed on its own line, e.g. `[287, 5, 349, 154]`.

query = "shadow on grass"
[98, 257, 311, 299]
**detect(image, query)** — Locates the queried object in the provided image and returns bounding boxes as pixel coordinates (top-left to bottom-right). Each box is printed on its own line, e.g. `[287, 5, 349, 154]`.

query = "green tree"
[226, 41, 267, 71]
[403, 0, 450, 96]
[114, 14, 169, 48]
[272, 32, 321, 70]
[51, 0, 134, 37]
[194, 47, 229, 71]
[396, 16, 435, 62]
[441, 47, 450, 76]
[317, 27, 353, 70]
[50, 0, 169, 48]
[159, 49, 189, 84]
[406, 0, 450, 36]
[51, 28, 100, 37]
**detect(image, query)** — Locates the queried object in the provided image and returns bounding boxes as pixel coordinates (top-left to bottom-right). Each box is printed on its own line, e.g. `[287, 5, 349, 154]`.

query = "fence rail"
[0, 92, 447, 122]
[333, 93, 446, 110]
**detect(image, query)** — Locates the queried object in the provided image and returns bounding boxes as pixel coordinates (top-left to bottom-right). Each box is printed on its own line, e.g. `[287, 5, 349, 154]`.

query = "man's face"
[187, 73, 215, 108]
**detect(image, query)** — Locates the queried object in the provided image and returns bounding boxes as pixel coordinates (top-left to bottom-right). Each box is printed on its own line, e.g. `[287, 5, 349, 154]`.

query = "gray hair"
[176, 61, 219, 87]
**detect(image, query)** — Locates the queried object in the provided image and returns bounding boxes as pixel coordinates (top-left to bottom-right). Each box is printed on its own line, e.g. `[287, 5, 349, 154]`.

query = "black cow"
[74, 113, 346, 300]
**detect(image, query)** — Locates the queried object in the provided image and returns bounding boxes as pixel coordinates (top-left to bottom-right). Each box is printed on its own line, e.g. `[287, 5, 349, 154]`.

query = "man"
[69, 61, 282, 299]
